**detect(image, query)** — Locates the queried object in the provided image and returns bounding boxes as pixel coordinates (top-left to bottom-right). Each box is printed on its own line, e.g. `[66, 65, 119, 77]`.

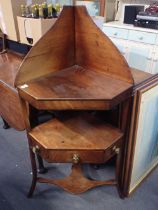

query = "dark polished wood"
[37, 164, 117, 194]
[0, 51, 47, 172]
[16, 6, 158, 198]
[131, 68, 152, 86]
[18, 65, 133, 111]
[27, 111, 123, 195]
[0, 51, 23, 87]
[1, 5, 156, 198]
[16, 6, 134, 198]
[15, 7, 75, 87]
[17, 5, 134, 111]
[29, 113, 123, 163]
[75, 7, 133, 84]
[15, 6, 133, 88]
[0, 51, 25, 130]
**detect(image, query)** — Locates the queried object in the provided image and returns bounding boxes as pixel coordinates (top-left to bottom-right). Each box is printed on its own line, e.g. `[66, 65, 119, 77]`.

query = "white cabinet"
[127, 42, 153, 72]
[152, 47, 158, 74]
[152, 33, 158, 74]
[103, 23, 158, 74]
[110, 37, 127, 59]
[128, 30, 156, 45]
[103, 26, 128, 39]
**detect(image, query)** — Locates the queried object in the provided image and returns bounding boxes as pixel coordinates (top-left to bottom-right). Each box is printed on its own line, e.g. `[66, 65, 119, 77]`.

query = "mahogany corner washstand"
[16, 6, 134, 198]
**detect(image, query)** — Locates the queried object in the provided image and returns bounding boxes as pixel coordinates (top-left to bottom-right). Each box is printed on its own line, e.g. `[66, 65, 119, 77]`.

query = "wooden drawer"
[128, 30, 156, 44]
[37, 146, 117, 164]
[39, 149, 105, 163]
[29, 113, 123, 164]
[103, 26, 128, 40]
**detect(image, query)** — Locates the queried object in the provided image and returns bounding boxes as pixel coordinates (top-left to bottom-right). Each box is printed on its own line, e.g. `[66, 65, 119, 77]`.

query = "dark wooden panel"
[18, 66, 132, 100]
[18, 65, 133, 110]
[29, 113, 123, 150]
[0, 82, 25, 130]
[0, 51, 25, 130]
[131, 68, 152, 85]
[0, 51, 23, 87]
[75, 6, 134, 84]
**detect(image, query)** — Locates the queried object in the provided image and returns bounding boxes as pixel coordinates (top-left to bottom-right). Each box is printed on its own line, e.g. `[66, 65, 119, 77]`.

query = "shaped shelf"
[29, 112, 123, 163]
[16, 6, 134, 111]
[18, 65, 133, 110]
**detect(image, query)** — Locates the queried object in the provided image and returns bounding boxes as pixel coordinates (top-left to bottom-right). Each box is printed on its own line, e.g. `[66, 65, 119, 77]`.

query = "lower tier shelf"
[29, 113, 123, 163]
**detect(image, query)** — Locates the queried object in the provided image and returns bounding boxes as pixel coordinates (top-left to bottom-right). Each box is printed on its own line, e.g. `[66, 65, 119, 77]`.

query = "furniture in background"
[103, 23, 158, 74]
[0, 0, 26, 42]
[0, 51, 48, 173]
[102, 0, 158, 74]
[16, 6, 134, 198]
[0, 0, 44, 42]
[17, 17, 57, 45]
[17, 0, 105, 46]
[0, 51, 24, 130]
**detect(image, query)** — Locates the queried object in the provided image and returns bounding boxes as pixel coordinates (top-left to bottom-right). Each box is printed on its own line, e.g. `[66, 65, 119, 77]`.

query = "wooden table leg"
[27, 143, 38, 198]
[29, 105, 48, 174]
[2, 117, 10, 129]
[36, 154, 48, 174]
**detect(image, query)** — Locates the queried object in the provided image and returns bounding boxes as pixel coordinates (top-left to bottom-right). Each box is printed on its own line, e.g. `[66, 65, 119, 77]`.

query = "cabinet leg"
[2, 118, 10, 129]
[115, 148, 125, 199]
[27, 148, 37, 198]
[36, 154, 48, 174]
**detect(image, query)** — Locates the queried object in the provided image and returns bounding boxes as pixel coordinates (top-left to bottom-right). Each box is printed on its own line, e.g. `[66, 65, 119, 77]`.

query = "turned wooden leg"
[29, 106, 48, 174]
[2, 118, 10, 129]
[36, 154, 48, 174]
[27, 146, 38, 198]
[115, 147, 124, 199]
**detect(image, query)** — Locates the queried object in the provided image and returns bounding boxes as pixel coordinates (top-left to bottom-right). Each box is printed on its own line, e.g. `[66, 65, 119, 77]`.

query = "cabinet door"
[152, 46, 158, 74]
[110, 38, 127, 59]
[127, 42, 153, 73]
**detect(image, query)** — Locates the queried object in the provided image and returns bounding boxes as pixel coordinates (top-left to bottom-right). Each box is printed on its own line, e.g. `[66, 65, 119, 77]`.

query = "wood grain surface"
[0, 52, 23, 87]
[18, 65, 133, 110]
[15, 7, 75, 86]
[16, 6, 134, 88]
[29, 112, 123, 150]
[75, 6, 133, 84]
[0, 51, 25, 130]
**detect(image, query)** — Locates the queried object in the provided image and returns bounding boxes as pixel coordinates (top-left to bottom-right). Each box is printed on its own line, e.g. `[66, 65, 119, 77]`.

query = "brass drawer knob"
[32, 145, 39, 153]
[72, 154, 80, 164]
[112, 146, 120, 154]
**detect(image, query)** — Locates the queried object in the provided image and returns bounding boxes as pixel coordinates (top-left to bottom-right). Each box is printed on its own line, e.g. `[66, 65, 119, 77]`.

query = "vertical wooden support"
[118, 97, 134, 197]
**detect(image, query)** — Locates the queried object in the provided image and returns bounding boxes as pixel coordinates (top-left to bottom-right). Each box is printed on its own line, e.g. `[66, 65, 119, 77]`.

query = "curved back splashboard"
[15, 6, 133, 87]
